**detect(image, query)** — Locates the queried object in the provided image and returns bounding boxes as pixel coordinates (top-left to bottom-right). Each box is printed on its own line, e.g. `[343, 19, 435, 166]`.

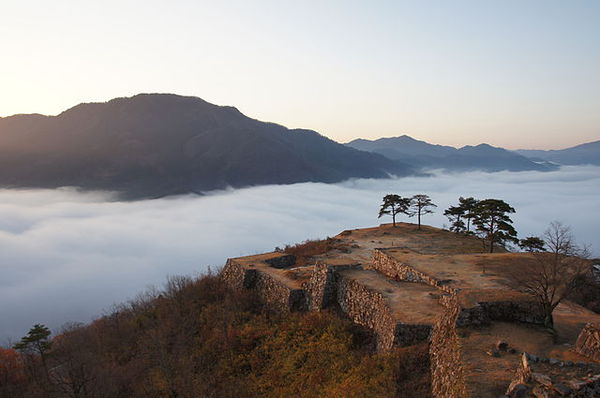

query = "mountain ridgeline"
[515, 140, 600, 166]
[346, 135, 558, 172]
[0, 94, 410, 199]
[1, 94, 593, 199]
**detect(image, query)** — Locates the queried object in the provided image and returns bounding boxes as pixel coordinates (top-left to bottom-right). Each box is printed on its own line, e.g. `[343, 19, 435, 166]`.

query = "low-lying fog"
[1, 165, 599, 342]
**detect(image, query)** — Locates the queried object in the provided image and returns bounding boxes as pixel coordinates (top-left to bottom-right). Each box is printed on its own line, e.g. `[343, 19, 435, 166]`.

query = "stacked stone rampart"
[394, 323, 433, 348]
[303, 263, 359, 311]
[222, 235, 600, 398]
[254, 272, 308, 312]
[456, 300, 546, 327]
[335, 274, 398, 351]
[430, 293, 468, 398]
[478, 300, 545, 324]
[576, 323, 600, 362]
[221, 259, 256, 289]
[307, 265, 434, 349]
[374, 250, 547, 328]
[373, 249, 457, 295]
[221, 259, 307, 312]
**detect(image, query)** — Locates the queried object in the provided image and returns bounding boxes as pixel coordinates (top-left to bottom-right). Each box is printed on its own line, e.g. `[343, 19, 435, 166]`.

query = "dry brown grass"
[283, 267, 314, 283]
[284, 237, 350, 266]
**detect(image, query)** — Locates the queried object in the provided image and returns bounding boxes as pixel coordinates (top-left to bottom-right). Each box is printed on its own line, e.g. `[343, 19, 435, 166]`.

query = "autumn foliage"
[0, 348, 25, 397]
[1, 272, 431, 397]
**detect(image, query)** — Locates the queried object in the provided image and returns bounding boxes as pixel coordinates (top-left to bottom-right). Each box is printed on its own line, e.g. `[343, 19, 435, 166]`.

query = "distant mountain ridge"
[515, 140, 600, 165]
[2, 94, 590, 200]
[0, 94, 411, 199]
[346, 135, 554, 172]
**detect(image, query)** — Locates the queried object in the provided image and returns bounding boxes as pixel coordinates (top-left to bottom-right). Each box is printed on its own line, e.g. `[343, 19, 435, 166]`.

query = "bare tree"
[510, 221, 591, 328]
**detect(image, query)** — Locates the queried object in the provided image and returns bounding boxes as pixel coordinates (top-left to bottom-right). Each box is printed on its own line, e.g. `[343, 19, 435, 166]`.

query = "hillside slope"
[0, 94, 411, 199]
[347, 135, 555, 172]
[1, 273, 430, 398]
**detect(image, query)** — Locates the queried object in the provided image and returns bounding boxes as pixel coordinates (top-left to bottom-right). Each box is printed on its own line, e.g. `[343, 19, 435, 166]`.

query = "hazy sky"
[1, 166, 599, 341]
[1, 0, 599, 149]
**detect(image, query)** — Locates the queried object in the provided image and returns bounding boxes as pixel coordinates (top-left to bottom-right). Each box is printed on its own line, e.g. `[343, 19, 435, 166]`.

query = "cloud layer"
[1, 166, 599, 342]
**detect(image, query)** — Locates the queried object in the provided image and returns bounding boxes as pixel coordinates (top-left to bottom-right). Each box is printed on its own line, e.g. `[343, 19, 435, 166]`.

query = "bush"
[284, 238, 350, 266]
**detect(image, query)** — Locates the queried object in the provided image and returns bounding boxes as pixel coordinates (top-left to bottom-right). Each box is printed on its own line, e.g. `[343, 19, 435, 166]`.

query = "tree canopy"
[409, 195, 437, 230]
[444, 205, 466, 233]
[518, 236, 546, 252]
[444, 197, 479, 234]
[13, 324, 52, 357]
[458, 197, 478, 233]
[472, 199, 518, 253]
[378, 194, 411, 227]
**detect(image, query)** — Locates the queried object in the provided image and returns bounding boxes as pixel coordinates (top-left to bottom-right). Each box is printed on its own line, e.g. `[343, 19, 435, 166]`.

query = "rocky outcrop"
[576, 323, 600, 362]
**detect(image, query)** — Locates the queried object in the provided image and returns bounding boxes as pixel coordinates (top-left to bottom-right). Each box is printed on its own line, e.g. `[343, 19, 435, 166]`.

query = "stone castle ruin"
[221, 223, 600, 397]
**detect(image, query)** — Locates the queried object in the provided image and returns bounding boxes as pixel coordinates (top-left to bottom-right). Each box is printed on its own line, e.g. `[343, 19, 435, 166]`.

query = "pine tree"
[472, 199, 518, 253]
[444, 205, 466, 233]
[378, 194, 411, 227]
[458, 197, 478, 233]
[409, 194, 437, 230]
[518, 236, 546, 252]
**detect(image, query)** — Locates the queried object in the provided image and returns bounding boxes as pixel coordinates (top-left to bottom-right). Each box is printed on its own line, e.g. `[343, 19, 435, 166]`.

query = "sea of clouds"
[1, 165, 599, 342]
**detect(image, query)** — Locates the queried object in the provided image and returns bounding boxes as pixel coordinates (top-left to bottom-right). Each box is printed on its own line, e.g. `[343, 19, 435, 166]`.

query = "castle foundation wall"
[576, 323, 600, 362]
[221, 259, 307, 312]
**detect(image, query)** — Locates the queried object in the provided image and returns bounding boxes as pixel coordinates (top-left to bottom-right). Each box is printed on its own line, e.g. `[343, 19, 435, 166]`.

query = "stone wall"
[335, 274, 398, 351]
[372, 249, 424, 283]
[221, 259, 307, 312]
[252, 271, 307, 312]
[576, 323, 600, 362]
[305, 265, 433, 350]
[455, 305, 488, 327]
[394, 323, 433, 347]
[372, 250, 457, 294]
[221, 259, 256, 289]
[456, 300, 546, 327]
[506, 353, 600, 397]
[479, 300, 545, 325]
[303, 263, 349, 311]
[430, 294, 468, 398]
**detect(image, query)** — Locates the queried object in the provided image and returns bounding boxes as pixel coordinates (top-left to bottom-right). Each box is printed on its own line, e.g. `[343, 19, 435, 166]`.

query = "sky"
[1, 165, 599, 342]
[1, 0, 599, 149]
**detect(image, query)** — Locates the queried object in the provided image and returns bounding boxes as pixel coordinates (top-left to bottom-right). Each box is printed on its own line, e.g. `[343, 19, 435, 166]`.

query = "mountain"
[0, 94, 412, 199]
[515, 140, 600, 165]
[347, 135, 555, 172]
